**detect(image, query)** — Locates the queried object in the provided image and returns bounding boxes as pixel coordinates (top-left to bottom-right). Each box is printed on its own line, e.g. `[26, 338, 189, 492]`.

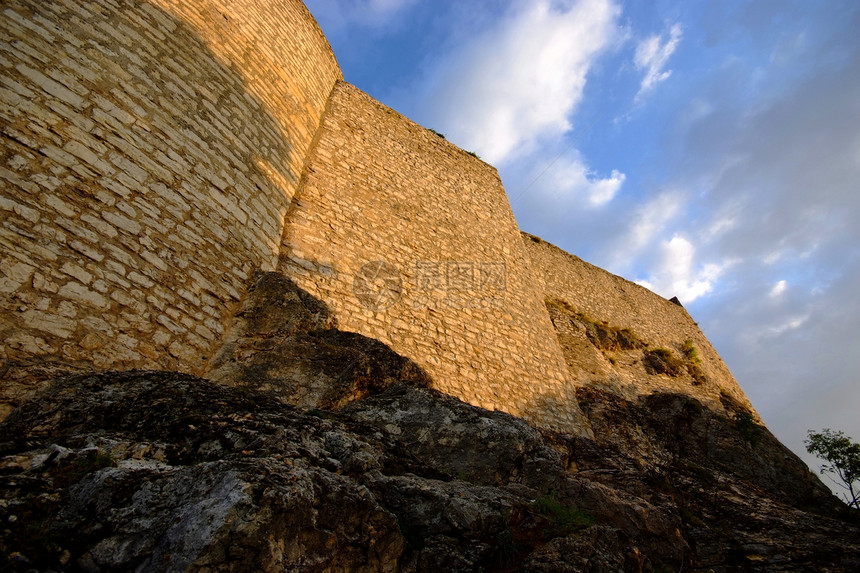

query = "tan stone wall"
[279, 82, 588, 433]
[0, 0, 753, 431]
[522, 233, 756, 415]
[0, 0, 341, 408]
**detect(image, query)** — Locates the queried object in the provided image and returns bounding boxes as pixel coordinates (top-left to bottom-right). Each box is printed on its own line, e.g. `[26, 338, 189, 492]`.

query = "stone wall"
[522, 233, 755, 414]
[0, 0, 341, 411]
[0, 0, 755, 430]
[278, 82, 588, 433]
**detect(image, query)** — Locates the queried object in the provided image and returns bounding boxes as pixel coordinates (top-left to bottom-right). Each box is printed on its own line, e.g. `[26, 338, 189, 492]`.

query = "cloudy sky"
[305, 0, 860, 488]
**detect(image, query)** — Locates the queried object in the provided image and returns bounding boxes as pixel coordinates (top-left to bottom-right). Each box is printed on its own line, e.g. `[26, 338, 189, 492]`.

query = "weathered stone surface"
[1, 0, 341, 408]
[343, 385, 561, 489]
[0, 372, 408, 572]
[1, 368, 858, 572]
[207, 272, 431, 409]
[280, 82, 586, 433]
[531, 239, 756, 417]
[572, 387, 860, 570]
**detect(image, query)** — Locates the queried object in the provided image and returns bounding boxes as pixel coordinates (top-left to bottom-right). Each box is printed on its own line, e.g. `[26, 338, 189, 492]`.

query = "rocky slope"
[2, 371, 858, 572]
[1, 275, 859, 571]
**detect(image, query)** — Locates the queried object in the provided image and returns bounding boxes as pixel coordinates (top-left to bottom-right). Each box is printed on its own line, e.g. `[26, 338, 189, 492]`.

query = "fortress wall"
[279, 82, 589, 433]
[0, 0, 340, 407]
[522, 233, 755, 413]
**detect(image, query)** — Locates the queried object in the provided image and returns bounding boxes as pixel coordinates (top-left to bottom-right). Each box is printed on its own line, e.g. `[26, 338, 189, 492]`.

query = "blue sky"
[305, 0, 860, 490]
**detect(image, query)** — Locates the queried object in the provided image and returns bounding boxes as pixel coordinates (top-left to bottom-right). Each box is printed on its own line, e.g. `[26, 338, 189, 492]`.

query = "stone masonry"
[279, 81, 585, 431]
[0, 0, 340, 413]
[523, 233, 755, 415]
[1, 0, 754, 432]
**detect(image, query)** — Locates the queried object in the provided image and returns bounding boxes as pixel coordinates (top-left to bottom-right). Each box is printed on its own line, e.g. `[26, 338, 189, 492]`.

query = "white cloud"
[704, 215, 737, 240]
[628, 191, 683, 251]
[547, 157, 625, 207]
[769, 279, 787, 298]
[766, 314, 810, 337]
[421, 0, 621, 164]
[634, 23, 682, 100]
[601, 189, 685, 274]
[637, 235, 729, 303]
[762, 250, 784, 265]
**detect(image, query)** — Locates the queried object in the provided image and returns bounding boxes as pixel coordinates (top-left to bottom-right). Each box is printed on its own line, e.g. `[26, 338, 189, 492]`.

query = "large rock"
[206, 272, 431, 409]
[1, 370, 858, 571]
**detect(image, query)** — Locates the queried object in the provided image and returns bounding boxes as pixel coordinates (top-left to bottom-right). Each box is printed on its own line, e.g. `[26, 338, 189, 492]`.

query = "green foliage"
[642, 348, 684, 377]
[306, 408, 335, 420]
[805, 428, 860, 509]
[545, 297, 642, 353]
[493, 528, 526, 568]
[733, 410, 761, 446]
[686, 363, 707, 386]
[51, 450, 115, 488]
[681, 339, 701, 363]
[545, 297, 576, 315]
[532, 494, 595, 538]
[427, 128, 445, 139]
[678, 505, 706, 527]
[467, 150, 480, 159]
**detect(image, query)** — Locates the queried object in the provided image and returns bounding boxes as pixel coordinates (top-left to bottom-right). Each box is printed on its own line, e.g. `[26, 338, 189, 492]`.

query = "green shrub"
[678, 505, 706, 527]
[51, 450, 115, 488]
[306, 408, 335, 420]
[681, 339, 701, 363]
[642, 348, 684, 377]
[493, 529, 525, 567]
[532, 494, 595, 538]
[805, 428, 860, 509]
[686, 363, 707, 385]
[544, 297, 642, 352]
[734, 410, 761, 446]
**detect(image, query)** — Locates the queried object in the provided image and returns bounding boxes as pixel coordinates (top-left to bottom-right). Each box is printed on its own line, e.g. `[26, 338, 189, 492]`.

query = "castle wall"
[279, 82, 588, 433]
[0, 0, 341, 408]
[0, 0, 754, 429]
[522, 233, 755, 413]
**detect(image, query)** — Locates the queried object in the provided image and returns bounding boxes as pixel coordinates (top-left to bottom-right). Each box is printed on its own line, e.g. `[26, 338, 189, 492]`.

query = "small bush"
[642, 348, 684, 377]
[51, 450, 115, 488]
[306, 408, 335, 420]
[681, 339, 701, 363]
[686, 363, 707, 385]
[428, 128, 445, 139]
[533, 494, 595, 538]
[678, 505, 706, 527]
[493, 529, 526, 568]
[734, 410, 762, 446]
[545, 298, 642, 352]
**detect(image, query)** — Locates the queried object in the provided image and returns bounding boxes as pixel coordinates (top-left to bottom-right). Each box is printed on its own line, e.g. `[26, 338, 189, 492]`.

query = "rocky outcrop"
[2, 369, 858, 571]
[573, 387, 860, 570]
[206, 272, 431, 410]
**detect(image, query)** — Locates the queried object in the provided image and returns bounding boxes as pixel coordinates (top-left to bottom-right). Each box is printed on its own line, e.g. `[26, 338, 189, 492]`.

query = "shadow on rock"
[0, 372, 689, 572]
[206, 271, 431, 409]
